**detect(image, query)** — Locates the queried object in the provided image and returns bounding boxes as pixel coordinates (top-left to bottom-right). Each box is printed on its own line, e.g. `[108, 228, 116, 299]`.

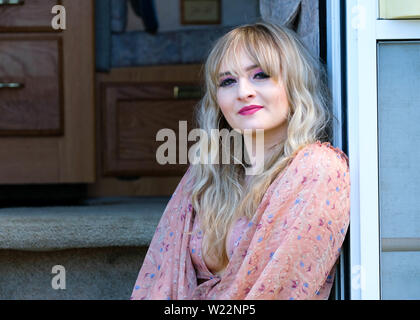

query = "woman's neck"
[243, 129, 286, 176]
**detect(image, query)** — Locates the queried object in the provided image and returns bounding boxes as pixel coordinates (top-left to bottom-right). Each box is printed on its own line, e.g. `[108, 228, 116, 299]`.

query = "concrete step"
[0, 196, 170, 251]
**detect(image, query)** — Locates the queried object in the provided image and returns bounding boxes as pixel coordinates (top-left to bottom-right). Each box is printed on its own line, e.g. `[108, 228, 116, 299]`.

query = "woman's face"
[216, 51, 290, 143]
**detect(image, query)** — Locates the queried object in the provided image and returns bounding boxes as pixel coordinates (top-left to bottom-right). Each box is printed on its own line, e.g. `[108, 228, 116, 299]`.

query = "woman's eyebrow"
[218, 64, 259, 77]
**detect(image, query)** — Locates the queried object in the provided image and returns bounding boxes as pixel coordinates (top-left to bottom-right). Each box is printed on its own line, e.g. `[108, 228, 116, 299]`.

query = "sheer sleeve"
[242, 144, 350, 300]
[130, 165, 195, 300]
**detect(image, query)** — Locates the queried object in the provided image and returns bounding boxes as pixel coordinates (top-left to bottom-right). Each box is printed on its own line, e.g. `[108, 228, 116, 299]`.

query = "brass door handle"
[0, 0, 25, 5]
[173, 85, 202, 99]
[0, 82, 24, 89]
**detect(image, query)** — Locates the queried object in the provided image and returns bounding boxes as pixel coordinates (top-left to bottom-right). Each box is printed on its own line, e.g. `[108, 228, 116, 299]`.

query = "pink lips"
[238, 105, 264, 115]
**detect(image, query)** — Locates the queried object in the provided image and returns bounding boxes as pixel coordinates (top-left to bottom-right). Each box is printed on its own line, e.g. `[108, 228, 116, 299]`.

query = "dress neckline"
[191, 212, 223, 280]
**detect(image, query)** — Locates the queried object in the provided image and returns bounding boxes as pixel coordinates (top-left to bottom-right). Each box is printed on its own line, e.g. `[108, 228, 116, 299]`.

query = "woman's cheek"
[217, 93, 230, 112]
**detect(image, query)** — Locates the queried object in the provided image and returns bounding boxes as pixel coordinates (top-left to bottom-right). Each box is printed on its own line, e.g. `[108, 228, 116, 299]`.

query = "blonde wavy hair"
[185, 21, 334, 274]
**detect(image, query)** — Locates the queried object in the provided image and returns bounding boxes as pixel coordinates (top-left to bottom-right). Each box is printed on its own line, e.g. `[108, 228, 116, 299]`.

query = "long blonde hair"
[185, 21, 334, 273]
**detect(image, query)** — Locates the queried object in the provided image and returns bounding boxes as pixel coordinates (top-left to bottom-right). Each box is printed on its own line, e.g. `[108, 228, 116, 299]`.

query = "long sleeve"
[131, 165, 195, 300]
[242, 143, 350, 299]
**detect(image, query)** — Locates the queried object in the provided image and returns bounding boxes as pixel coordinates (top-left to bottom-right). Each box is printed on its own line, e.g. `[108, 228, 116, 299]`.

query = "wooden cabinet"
[89, 65, 202, 197]
[0, 0, 60, 31]
[0, 0, 95, 184]
[0, 36, 63, 135]
[101, 82, 198, 177]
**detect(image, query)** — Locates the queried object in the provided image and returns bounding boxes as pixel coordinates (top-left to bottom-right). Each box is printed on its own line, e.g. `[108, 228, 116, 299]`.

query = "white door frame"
[346, 0, 380, 300]
[346, 0, 420, 300]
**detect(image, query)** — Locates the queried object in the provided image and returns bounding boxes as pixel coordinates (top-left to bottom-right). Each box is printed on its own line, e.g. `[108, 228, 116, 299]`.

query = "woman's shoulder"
[291, 140, 349, 175]
[298, 140, 348, 163]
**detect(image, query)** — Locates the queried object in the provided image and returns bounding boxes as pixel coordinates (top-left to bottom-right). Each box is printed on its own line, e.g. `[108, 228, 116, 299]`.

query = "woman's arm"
[243, 144, 350, 300]
[131, 166, 194, 300]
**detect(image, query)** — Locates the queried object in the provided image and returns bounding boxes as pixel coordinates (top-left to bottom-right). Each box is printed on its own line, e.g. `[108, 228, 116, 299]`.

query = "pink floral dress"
[131, 141, 350, 300]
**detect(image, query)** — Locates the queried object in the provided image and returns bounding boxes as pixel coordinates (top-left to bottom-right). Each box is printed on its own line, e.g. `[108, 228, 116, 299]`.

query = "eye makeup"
[253, 68, 270, 79]
[218, 67, 270, 87]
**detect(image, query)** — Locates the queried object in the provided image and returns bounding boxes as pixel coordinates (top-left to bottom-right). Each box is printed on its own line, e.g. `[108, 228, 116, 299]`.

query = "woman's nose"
[237, 79, 256, 100]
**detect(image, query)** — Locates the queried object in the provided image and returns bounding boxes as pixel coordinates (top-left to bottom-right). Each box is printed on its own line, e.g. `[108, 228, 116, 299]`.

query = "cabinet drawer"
[0, 37, 63, 135]
[101, 82, 199, 176]
[0, 0, 60, 31]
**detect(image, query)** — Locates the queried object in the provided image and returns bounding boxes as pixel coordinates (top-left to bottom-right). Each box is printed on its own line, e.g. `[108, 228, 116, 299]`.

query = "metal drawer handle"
[0, 82, 24, 89]
[173, 85, 202, 99]
[0, 0, 25, 5]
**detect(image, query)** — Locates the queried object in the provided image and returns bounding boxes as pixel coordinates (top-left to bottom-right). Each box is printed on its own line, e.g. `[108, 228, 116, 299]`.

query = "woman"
[131, 21, 350, 300]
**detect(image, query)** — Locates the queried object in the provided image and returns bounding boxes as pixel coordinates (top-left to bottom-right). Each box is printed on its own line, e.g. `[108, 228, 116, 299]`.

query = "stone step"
[0, 196, 170, 251]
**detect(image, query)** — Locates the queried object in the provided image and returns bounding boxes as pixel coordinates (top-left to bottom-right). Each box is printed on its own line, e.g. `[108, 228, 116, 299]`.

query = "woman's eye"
[219, 78, 236, 87]
[254, 71, 270, 79]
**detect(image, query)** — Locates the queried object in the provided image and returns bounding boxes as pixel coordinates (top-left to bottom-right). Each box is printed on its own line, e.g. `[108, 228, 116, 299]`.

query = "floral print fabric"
[131, 141, 350, 300]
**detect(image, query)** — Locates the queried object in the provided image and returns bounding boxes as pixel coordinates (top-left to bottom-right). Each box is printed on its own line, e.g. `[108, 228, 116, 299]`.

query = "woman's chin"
[239, 126, 267, 133]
